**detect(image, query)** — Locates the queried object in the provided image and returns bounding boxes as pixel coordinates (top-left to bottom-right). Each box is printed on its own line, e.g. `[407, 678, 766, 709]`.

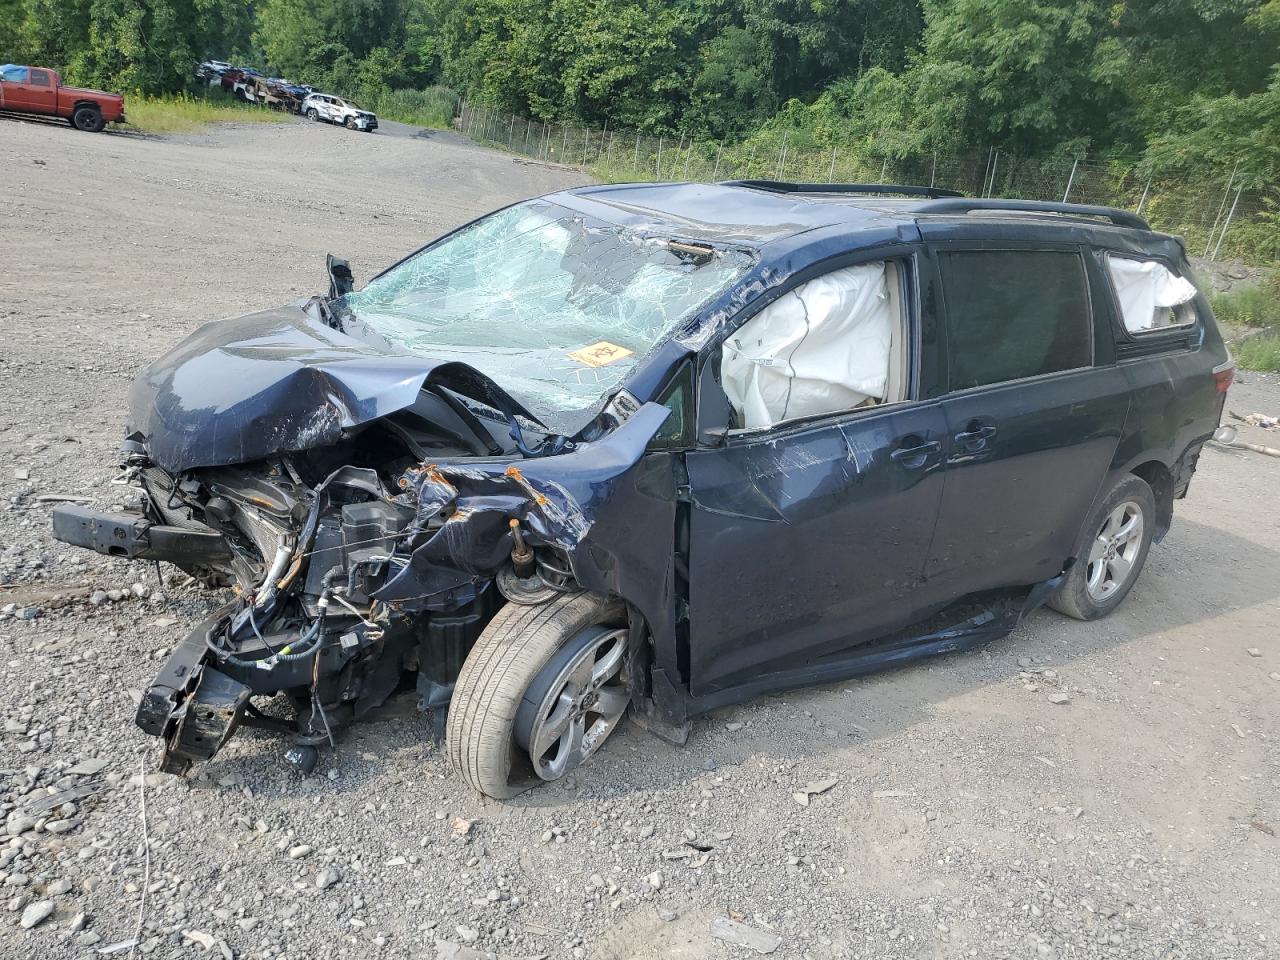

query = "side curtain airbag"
[1106, 255, 1197, 332]
[722, 262, 891, 429]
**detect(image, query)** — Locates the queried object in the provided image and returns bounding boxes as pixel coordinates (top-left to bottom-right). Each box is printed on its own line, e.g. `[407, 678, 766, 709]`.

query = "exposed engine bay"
[51, 344, 674, 774]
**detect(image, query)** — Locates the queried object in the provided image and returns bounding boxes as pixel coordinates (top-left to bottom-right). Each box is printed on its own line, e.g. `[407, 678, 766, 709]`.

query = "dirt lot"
[1, 115, 1278, 960]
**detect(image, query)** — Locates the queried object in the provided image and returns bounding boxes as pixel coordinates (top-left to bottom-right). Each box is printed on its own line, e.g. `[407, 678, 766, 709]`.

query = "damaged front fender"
[374, 402, 673, 611]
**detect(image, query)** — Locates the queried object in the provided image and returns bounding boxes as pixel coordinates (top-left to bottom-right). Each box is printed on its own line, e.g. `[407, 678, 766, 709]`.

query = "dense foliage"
[4, 0, 1278, 197]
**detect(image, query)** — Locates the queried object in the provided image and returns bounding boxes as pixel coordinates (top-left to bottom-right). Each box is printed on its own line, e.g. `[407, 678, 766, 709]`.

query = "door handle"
[954, 423, 997, 450]
[890, 439, 941, 469]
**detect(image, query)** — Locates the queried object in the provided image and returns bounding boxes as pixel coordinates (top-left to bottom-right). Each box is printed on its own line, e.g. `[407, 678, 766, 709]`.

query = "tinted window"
[30, 70, 50, 86]
[939, 250, 1091, 390]
[648, 362, 694, 450]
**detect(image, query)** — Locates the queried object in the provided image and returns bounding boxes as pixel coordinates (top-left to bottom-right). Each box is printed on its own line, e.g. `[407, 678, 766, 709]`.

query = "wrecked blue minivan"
[52, 181, 1232, 798]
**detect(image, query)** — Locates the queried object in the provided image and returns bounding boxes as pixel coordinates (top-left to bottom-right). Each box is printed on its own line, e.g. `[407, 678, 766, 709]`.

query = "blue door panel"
[685, 402, 947, 696]
[923, 367, 1130, 601]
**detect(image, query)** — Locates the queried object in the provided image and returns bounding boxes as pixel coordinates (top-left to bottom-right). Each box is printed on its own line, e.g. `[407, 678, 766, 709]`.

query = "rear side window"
[1105, 255, 1198, 333]
[29, 69, 50, 86]
[938, 250, 1092, 390]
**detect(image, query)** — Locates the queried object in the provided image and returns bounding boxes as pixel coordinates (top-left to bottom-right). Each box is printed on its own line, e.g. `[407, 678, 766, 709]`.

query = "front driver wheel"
[447, 592, 628, 799]
[1049, 474, 1156, 620]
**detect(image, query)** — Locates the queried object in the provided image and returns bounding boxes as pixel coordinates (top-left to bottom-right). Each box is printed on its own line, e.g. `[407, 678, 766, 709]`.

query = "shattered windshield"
[339, 200, 752, 428]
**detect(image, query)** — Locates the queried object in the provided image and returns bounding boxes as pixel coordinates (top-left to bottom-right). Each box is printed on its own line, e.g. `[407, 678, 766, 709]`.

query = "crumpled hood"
[129, 303, 534, 473]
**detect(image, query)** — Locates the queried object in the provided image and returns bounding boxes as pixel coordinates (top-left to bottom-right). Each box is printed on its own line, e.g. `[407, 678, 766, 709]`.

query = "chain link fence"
[458, 103, 1276, 265]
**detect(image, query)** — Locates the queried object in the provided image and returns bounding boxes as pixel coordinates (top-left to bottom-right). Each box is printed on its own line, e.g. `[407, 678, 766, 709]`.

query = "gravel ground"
[1, 115, 1279, 960]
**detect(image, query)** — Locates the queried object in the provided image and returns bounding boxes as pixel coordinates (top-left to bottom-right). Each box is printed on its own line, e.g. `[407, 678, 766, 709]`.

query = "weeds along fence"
[458, 103, 1277, 266]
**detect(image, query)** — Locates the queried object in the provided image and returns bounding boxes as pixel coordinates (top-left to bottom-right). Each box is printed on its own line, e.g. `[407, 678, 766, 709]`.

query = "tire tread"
[446, 592, 618, 798]
[1048, 474, 1156, 621]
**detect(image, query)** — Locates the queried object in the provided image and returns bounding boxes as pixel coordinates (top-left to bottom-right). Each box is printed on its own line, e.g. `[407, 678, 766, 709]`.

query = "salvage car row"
[196, 60, 378, 132]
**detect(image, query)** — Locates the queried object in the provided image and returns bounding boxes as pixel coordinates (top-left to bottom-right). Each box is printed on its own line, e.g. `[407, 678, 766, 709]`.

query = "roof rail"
[723, 179, 964, 199]
[912, 197, 1149, 230]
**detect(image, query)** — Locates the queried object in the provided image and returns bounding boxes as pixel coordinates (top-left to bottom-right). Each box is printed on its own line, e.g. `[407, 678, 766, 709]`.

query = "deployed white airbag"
[722, 262, 893, 429]
[1107, 255, 1198, 333]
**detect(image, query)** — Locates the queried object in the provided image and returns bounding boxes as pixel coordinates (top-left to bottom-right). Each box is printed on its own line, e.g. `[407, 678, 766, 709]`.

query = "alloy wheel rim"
[1085, 500, 1144, 602]
[525, 627, 629, 781]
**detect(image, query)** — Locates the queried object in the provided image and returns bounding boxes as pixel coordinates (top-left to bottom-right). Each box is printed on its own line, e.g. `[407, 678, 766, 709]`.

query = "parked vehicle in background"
[301, 92, 378, 131]
[194, 61, 310, 114]
[51, 181, 1232, 799]
[195, 60, 233, 82]
[233, 75, 309, 113]
[0, 64, 125, 131]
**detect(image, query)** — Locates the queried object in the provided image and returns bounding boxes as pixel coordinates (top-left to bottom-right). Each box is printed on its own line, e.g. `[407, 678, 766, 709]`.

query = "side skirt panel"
[679, 575, 1063, 718]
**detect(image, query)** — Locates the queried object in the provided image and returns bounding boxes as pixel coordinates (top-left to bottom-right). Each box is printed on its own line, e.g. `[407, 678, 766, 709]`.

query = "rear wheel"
[71, 105, 104, 133]
[446, 592, 628, 799]
[1049, 474, 1156, 620]
[305, 108, 318, 121]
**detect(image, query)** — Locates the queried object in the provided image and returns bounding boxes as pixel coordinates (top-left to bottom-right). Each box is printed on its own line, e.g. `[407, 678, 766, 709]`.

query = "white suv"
[301, 93, 378, 132]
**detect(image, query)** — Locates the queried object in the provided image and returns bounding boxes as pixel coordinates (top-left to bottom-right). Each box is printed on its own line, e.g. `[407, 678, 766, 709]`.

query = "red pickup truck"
[0, 64, 125, 132]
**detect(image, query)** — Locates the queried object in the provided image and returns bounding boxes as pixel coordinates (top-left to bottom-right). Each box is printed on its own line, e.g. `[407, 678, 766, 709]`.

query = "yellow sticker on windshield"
[568, 341, 634, 367]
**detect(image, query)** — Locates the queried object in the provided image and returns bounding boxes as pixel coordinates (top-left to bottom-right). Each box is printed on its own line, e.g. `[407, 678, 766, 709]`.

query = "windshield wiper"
[508, 415, 576, 459]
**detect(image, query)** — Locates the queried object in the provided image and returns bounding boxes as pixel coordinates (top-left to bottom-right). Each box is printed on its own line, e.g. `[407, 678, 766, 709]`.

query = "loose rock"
[20, 899, 55, 929]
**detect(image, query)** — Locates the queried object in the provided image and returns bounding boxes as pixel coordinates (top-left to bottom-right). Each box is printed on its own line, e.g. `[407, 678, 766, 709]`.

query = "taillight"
[1212, 359, 1235, 395]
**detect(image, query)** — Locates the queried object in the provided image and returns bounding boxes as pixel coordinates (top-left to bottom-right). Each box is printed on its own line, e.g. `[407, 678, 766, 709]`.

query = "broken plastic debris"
[66, 758, 110, 776]
[1237, 412, 1278, 430]
[96, 942, 140, 956]
[709, 916, 783, 954]
[182, 930, 219, 951]
[791, 776, 839, 806]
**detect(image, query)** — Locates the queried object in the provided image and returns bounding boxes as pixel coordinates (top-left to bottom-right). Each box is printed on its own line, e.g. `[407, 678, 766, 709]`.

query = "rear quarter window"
[938, 250, 1092, 390]
[1104, 254, 1199, 334]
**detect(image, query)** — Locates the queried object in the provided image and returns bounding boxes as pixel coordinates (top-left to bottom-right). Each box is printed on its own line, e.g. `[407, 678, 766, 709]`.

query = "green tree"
[1142, 70, 1280, 189]
[687, 26, 778, 139]
[1, 0, 29, 60]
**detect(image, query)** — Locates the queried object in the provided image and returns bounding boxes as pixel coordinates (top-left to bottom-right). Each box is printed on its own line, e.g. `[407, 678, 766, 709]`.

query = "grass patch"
[1233, 334, 1280, 373]
[1210, 274, 1280, 332]
[126, 91, 291, 135]
[365, 87, 459, 129]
